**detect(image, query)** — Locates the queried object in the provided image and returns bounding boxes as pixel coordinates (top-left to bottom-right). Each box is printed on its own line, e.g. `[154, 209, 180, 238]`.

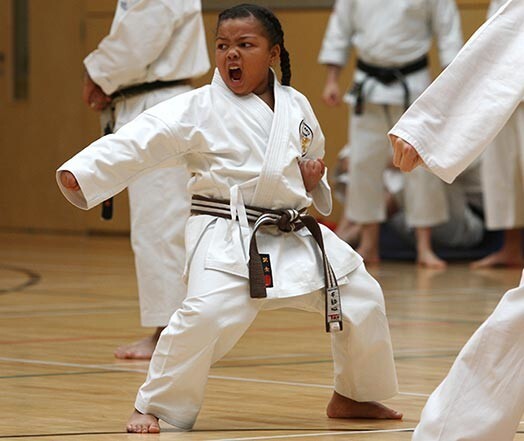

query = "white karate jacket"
[318, 0, 463, 105]
[57, 70, 363, 298]
[84, 0, 210, 95]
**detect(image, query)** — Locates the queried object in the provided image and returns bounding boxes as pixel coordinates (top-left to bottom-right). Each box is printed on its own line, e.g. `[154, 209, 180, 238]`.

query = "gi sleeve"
[431, 0, 464, 67]
[389, 0, 524, 183]
[84, 0, 184, 94]
[56, 112, 189, 210]
[317, 0, 354, 66]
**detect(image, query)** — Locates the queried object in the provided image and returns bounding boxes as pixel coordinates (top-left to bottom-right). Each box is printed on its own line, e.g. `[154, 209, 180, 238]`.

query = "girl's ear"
[269, 44, 281, 65]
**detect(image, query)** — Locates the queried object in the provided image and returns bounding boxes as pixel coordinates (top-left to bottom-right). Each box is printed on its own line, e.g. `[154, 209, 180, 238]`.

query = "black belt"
[191, 195, 343, 333]
[110, 78, 190, 101]
[351, 55, 428, 115]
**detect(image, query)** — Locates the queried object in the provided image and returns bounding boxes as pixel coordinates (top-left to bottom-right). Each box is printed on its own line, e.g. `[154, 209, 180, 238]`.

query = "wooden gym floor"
[1, 230, 523, 440]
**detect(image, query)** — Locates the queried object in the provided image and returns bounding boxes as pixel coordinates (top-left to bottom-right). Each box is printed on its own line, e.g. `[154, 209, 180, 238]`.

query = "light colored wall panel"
[0, 1, 491, 233]
[0, 0, 87, 232]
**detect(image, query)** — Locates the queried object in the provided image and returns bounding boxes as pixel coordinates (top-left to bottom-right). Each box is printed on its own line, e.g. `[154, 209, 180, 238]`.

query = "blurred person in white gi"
[390, 1, 524, 439]
[82, 0, 210, 359]
[318, 0, 463, 268]
[470, 0, 524, 269]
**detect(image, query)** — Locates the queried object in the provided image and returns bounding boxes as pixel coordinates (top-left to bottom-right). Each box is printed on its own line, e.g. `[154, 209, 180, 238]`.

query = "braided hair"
[217, 4, 291, 86]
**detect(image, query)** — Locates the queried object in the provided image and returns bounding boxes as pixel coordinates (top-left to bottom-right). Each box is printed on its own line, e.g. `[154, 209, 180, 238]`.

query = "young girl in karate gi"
[57, 4, 401, 433]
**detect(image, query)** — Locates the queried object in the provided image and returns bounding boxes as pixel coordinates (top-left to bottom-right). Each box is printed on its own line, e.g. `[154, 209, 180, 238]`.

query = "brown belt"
[191, 195, 343, 333]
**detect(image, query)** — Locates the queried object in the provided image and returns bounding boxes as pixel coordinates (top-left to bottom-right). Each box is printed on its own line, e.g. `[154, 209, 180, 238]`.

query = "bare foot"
[326, 391, 402, 420]
[114, 327, 163, 360]
[471, 250, 524, 269]
[126, 409, 160, 433]
[417, 249, 447, 269]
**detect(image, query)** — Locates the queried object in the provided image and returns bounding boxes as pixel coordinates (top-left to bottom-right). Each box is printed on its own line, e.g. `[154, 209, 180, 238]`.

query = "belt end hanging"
[101, 197, 113, 220]
[325, 286, 343, 333]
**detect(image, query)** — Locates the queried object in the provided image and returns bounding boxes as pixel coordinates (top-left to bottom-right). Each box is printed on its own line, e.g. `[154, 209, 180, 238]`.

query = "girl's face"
[215, 16, 280, 97]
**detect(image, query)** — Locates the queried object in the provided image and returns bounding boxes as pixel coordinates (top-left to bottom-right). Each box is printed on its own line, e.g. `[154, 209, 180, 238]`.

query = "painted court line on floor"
[215, 427, 416, 441]
[0, 356, 428, 397]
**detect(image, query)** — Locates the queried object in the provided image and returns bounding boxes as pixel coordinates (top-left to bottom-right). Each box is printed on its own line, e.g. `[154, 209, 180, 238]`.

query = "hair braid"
[217, 4, 292, 86]
[258, 6, 291, 86]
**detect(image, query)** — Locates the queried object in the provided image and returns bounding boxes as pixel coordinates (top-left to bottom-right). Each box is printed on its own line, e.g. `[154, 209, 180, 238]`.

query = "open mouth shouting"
[228, 66, 242, 83]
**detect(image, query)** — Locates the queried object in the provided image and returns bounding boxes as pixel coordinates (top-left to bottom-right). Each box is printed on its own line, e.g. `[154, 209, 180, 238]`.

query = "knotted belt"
[351, 55, 428, 115]
[191, 195, 343, 333]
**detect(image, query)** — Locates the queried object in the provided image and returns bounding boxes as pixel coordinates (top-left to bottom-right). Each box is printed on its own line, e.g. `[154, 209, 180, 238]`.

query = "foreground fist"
[300, 158, 326, 192]
[389, 135, 424, 172]
[60, 171, 80, 191]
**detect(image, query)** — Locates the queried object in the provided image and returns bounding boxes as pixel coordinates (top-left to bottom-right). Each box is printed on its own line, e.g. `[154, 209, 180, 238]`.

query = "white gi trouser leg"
[413, 271, 524, 441]
[346, 103, 393, 223]
[429, 182, 483, 248]
[403, 167, 449, 228]
[347, 103, 448, 228]
[135, 228, 398, 429]
[326, 265, 398, 401]
[481, 103, 524, 230]
[114, 86, 193, 327]
[128, 167, 190, 326]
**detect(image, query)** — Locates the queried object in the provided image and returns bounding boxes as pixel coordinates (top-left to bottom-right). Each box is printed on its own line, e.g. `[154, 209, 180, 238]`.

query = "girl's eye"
[217, 43, 227, 50]
[240, 42, 252, 48]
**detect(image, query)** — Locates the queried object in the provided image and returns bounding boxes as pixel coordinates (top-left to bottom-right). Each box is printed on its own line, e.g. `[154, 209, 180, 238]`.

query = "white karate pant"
[347, 103, 448, 227]
[134, 225, 399, 429]
[114, 85, 192, 327]
[128, 168, 190, 326]
[413, 271, 524, 441]
[481, 103, 524, 230]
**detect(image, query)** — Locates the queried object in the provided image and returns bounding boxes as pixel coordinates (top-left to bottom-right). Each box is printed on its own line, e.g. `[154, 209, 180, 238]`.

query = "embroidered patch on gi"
[260, 254, 273, 288]
[299, 120, 313, 157]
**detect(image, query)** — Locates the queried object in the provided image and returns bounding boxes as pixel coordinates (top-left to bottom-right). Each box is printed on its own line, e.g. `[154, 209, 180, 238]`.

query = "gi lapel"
[211, 69, 273, 132]
[250, 76, 291, 208]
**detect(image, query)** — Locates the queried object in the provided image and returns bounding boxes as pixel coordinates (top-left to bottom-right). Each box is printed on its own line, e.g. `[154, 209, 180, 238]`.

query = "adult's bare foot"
[417, 249, 447, 269]
[114, 327, 164, 360]
[326, 391, 403, 420]
[470, 250, 524, 269]
[126, 409, 160, 433]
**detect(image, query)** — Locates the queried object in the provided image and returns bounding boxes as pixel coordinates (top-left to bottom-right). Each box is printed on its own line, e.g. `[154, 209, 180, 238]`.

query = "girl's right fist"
[60, 171, 80, 191]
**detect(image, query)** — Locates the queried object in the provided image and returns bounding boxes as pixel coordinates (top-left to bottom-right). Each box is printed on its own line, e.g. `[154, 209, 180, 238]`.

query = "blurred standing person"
[389, 1, 524, 439]
[83, 0, 210, 359]
[318, 0, 462, 267]
[471, 0, 524, 269]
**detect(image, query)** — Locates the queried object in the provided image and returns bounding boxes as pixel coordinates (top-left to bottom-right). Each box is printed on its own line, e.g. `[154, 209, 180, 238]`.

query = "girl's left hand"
[299, 158, 325, 192]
